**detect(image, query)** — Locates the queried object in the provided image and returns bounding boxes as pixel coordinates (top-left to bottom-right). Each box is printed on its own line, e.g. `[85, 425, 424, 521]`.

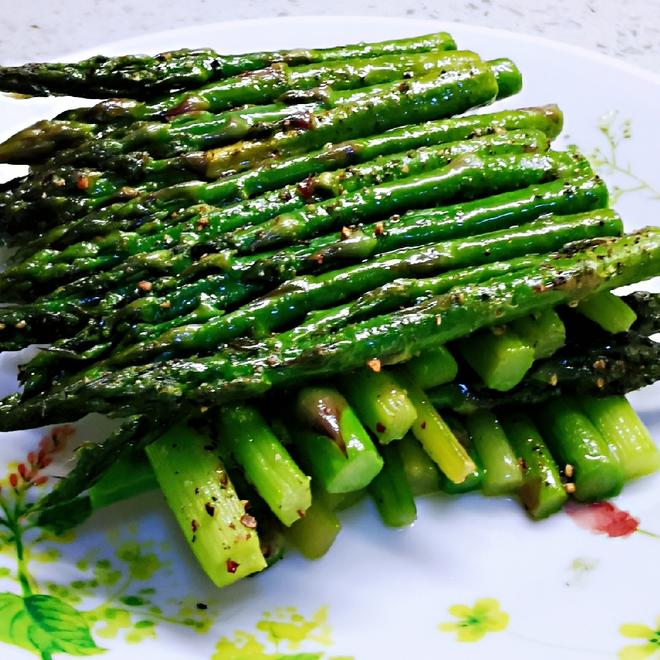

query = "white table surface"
[0, 0, 658, 69]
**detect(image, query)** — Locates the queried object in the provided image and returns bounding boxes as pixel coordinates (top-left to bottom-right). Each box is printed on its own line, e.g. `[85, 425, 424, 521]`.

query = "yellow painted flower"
[438, 598, 509, 643]
[619, 616, 660, 659]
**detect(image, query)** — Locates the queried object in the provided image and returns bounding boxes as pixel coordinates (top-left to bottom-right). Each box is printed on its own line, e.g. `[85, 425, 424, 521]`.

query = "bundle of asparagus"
[0, 31, 659, 589]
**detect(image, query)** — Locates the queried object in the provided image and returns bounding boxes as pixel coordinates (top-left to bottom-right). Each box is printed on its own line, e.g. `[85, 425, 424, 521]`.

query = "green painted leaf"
[0, 592, 104, 656]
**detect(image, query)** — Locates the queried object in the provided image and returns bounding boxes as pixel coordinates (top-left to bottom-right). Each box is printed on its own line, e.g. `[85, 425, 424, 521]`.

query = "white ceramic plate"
[1, 16, 659, 660]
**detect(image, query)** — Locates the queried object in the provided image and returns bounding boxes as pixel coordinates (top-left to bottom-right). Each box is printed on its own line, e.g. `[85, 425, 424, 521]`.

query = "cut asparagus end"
[512, 307, 566, 359]
[217, 403, 312, 526]
[403, 345, 458, 390]
[578, 395, 660, 480]
[501, 412, 567, 520]
[88, 450, 158, 509]
[440, 416, 485, 494]
[398, 434, 441, 496]
[286, 496, 341, 560]
[395, 371, 476, 484]
[369, 443, 418, 527]
[459, 326, 535, 391]
[293, 386, 384, 492]
[290, 429, 382, 494]
[146, 423, 267, 588]
[465, 410, 523, 496]
[537, 397, 624, 502]
[576, 290, 638, 334]
[339, 369, 418, 443]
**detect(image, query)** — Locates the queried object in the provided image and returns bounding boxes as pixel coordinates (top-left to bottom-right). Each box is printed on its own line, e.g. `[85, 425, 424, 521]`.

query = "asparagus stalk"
[2, 228, 657, 430]
[169, 63, 502, 180]
[13, 159, 594, 367]
[438, 416, 485, 493]
[17, 254, 545, 398]
[1, 50, 482, 166]
[85, 210, 622, 372]
[221, 150, 581, 255]
[402, 346, 458, 390]
[465, 411, 523, 495]
[88, 449, 157, 509]
[0, 103, 315, 167]
[4, 129, 551, 291]
[578, 395, 660, 479]
[397, 434, 441, 496]
[285, 496, 342, 559]
[291, 387, 384, 493]
[0, 63, 501, 243]
[0, 32, 457, 99]
[576, 290, 638, 334]
[145, 423, 267, 587]
[217, 403, 312, 525]
[500, 413, 567, 519]
[537, 397, 624, 501]
[394, 371, 476, 484]
[429, 332, 660, 412]
[338, 370, 418, 443]
[369, 443, 418, 527]
[511, 307, 566, 359]
[37, 416, 168, 509]
[7, 169, 602, 368]
[13, 104, 564, 256]
[36, 450, 157, 533]
[460, 325, 536, 392]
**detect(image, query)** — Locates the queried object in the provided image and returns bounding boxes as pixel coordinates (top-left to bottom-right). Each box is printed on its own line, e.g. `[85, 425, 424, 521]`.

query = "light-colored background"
[0, 0, 659, 69]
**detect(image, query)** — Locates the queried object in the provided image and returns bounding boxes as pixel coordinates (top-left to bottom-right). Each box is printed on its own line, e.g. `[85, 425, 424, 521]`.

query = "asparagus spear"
[217, 403, 311, 526]
[4, 129, 551, 290]
[436, 415, 484, 494]
[394, 372, 476, 484]
[0, 32, 457, 99]
[145, 423, 267, 587]
[465, 411, 523, 495]
[36, 416, 169, 510]
[369, 443, 418, 526]
[511, 307, 566, 359]
[0, 64, 502, 243]
[218, 149, 578, 255]
[86, 210, 622, 371]
[403, 346, 458, 390]
[500, 412, 567, 519]
[578, 395, 660, 479]
[427, 333, 660, 412]
[15, 254, 549, 399]
[3, 228, 657, 430]
[576, 290, 638, 333]
[285, 496, 342, 559]
[536, 397, 624, 501]
[36, 450, 157, 533]
[7, 169, 602, 367]
[459, 325, 535, 392]
[170, 63, 503, 180]
[4, 148, 583, 306]
[0, 104, 311, 169]
[338, 370, 418, 443]
[397, 434, 441, 496]
[291, 387, 384, 493]
[9, 103, 563, 252]
[1, 50, 482, 166]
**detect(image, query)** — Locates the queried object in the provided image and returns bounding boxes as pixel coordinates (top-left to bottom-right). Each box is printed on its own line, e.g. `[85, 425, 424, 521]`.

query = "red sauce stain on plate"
[565, 501, 640, 538]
